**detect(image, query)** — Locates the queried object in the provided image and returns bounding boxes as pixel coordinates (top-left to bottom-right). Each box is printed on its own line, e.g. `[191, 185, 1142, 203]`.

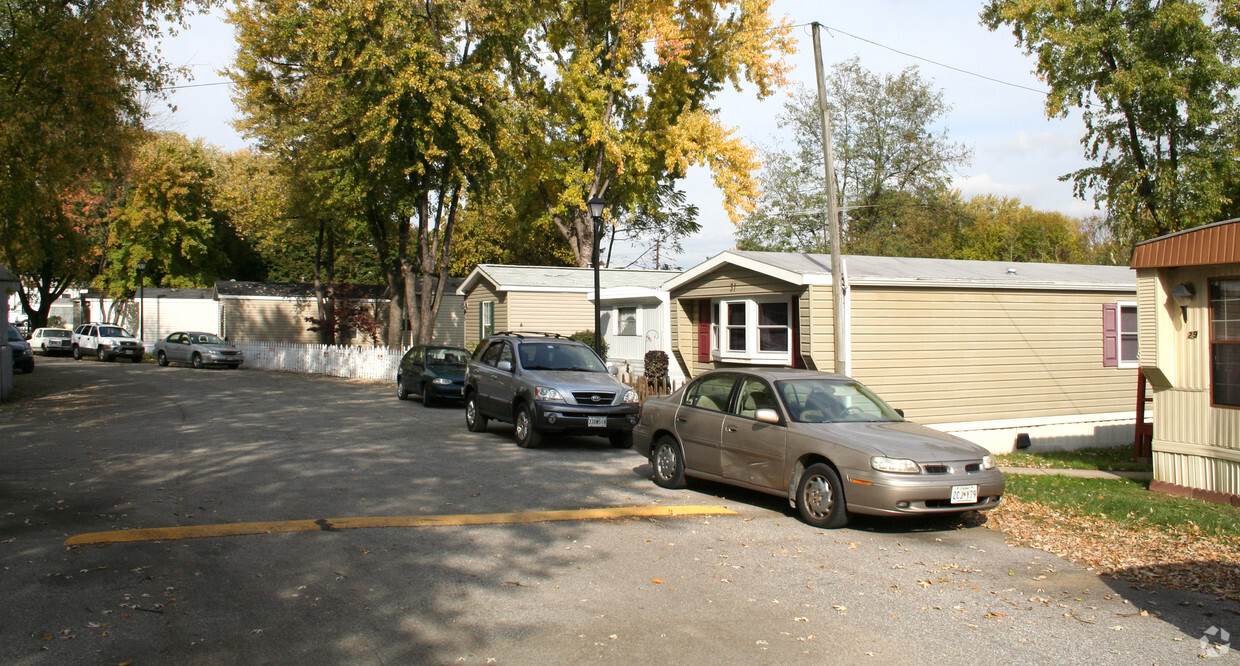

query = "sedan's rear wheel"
[192, 352, 204, 369]
[513, 403, 542, 448]
[796, 463, 849, 529]
[465, 394, 488, 432]
[157, 351, 169, 367]
[651, 436, 686, 489]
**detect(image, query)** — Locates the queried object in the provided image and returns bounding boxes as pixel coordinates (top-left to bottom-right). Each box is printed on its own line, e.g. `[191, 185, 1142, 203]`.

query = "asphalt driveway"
[1, 358, 1236, 664]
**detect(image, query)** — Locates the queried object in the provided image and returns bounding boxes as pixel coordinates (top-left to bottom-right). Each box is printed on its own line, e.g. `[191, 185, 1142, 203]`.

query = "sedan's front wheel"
[192, 352, 204, 369]
[465, 394, 488, 432]
[651, 436, 686, 489]
[396, 375, 409, 401]
[513, 403, 542, 448]
[796, 463, 849, 529]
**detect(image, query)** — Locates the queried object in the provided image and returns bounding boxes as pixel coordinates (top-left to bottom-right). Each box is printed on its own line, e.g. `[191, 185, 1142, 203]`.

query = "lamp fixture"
[587, 196, 606, 220]
[1170, 282, 1195, 302]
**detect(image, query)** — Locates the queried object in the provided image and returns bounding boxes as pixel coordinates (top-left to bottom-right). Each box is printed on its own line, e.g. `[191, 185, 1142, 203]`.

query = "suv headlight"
[870, 456, 921, 474]
[621, 389, 639, 404]
[981, 455, 996, 470]
[534, 386, 564, 401]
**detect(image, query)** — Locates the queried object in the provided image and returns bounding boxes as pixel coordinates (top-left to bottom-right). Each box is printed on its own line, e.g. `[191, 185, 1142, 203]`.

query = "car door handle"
[724, 426, 738, 433]
[676, 417, 688, 423]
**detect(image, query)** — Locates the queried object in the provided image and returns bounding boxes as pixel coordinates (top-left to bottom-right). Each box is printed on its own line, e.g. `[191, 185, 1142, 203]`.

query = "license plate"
[587, 416, 607, 427]
[950, 485, 978, 504]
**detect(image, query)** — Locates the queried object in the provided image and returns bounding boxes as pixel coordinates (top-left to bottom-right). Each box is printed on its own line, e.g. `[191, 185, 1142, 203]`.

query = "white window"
[617, 306, 638, 336]
[480, 301, 494, 338]
[1118, 302, 1138, 368]
[714, 298, 792, 364]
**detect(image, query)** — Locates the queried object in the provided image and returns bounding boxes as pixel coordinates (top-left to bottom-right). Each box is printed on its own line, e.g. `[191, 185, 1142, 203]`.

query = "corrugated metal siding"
[506, 291, 593, 335]
[1132, 219, 1240, 268]
[1154, 451, 1240, 495]
[849, 287, 1137, 423]
[1153, 388, 1212, 445]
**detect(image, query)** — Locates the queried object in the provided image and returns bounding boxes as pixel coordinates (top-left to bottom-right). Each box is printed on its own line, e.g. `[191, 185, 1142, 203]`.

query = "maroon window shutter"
[791, 298, 805, 368]
[1102, 304, 1118, 367]
[697, 300, 711, 362]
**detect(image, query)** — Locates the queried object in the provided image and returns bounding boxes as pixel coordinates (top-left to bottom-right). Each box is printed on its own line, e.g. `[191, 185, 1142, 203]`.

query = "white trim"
[1116, 300, 1139, 368]
[711, 296, 794, 365]
[928, 411, 1137, 432]
[664, 251, 832, 291]
[593, 286, 667, 303]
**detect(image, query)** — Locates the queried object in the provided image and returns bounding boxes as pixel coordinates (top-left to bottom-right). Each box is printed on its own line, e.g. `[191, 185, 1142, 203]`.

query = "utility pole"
[812, 22, 847, 376]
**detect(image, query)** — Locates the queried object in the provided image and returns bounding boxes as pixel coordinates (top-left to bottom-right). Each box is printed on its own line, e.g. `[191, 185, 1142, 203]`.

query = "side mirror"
[894, 408, 905, 417]
[608, 365, 620, 376]
[754, 408, 781, 424]
[497, 360, 512, 372]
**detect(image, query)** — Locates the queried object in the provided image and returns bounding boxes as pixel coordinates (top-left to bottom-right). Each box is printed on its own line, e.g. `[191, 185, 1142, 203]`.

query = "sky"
[154, 0, 1095, 270]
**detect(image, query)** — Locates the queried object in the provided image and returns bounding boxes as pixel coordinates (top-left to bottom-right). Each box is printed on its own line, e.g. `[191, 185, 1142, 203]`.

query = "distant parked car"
[72, 323, 144, 362]
[154, 331, 244, 369]
[29, 327, 73, 355]
[7, 324, 34, 373]
[396, 345, 471, 407]
[632, 367, 1004, 529]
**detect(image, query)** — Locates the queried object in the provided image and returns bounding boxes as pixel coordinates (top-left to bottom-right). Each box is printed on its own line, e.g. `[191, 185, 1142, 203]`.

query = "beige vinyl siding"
[849, 287, 1137, 424]
[671, 264, 804, 376]
[428, 291, 465, 347]
[462, 281, 505, 347]
[1149, 263, 1240, 494]
[222, 298, 319, 344]
[506, 291, 593, 334]
[803, 285, 833, 370]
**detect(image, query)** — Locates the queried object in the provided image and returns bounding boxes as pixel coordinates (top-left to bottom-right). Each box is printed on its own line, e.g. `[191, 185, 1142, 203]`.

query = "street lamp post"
[587, 196, 607, 359]
[136, 259, 147, 344]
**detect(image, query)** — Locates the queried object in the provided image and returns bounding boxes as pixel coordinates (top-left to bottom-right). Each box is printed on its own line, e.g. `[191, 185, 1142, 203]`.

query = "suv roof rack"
[491, 331, 566, 339]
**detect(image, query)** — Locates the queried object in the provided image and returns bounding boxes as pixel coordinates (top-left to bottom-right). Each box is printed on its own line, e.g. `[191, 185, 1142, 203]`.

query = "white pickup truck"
[72, 323, 145, 362]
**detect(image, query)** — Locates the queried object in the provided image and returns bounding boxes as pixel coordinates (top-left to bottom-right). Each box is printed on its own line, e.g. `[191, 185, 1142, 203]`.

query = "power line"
[809, 22, 1049, 97]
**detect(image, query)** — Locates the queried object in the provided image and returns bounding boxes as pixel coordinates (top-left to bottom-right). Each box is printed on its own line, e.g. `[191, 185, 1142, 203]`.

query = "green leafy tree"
[0, 0, 207, 329]
[229, 0, 518, 346]
[957, 195, 1093, 264]
[736, 62, 972, 254]
[505, 0, 794, 267]
[982, 0, 1240, 244]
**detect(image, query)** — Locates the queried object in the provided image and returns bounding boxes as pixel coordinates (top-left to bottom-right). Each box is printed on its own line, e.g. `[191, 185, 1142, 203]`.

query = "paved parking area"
[2, 358, 1237, 664]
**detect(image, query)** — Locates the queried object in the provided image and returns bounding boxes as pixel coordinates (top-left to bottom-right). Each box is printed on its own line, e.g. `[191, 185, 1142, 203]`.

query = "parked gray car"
[154, 331, 244, 369]
[464, 332, 640, 448]
[632, 367, 1004, 529]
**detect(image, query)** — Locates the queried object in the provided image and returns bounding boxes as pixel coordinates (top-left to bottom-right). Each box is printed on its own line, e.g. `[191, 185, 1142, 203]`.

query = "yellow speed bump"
[64, 505, 736, 546]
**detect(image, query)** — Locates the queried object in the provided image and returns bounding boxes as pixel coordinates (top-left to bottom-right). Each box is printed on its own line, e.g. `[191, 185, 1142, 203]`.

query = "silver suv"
[464, 332, 640, 448]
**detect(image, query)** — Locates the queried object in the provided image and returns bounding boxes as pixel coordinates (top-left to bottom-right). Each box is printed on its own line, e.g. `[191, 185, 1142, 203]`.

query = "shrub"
[644, 349, 669, 379]
[569, 330, 608, 361]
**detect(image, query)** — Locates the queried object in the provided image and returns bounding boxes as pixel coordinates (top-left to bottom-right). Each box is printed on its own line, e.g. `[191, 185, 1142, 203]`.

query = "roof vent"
[1006, 267, 1018, 275]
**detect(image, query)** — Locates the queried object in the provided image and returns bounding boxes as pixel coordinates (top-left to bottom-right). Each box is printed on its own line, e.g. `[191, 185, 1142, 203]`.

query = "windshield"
[189, 333, 224, 345]
[776, 379, 904, 423]
[98, 326, 133, 338]
[426, 347, 469, 365]
[518, 342, 607, 372]
[43, 330, 70, 338]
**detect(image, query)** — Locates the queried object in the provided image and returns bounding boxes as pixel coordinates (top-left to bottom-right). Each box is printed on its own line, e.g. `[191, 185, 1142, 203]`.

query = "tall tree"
[735, 63, 972, 254]
[230, 0, 518, 346]
[982, 0, 1240, 244]
[0, 0, 207, 330]
[506, 0, 793, 267]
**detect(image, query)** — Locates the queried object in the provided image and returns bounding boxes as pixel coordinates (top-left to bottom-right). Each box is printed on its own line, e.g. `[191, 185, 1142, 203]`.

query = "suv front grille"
[572, 391, 615, 405]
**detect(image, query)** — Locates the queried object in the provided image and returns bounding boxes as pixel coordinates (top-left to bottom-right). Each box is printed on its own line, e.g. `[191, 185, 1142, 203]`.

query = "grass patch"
[1004, 474, 1240, 538]
[995, 444, 1151, 472]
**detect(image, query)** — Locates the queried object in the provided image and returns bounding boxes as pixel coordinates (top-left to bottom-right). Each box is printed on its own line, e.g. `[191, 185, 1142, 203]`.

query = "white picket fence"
[237, 342, 404, 382]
